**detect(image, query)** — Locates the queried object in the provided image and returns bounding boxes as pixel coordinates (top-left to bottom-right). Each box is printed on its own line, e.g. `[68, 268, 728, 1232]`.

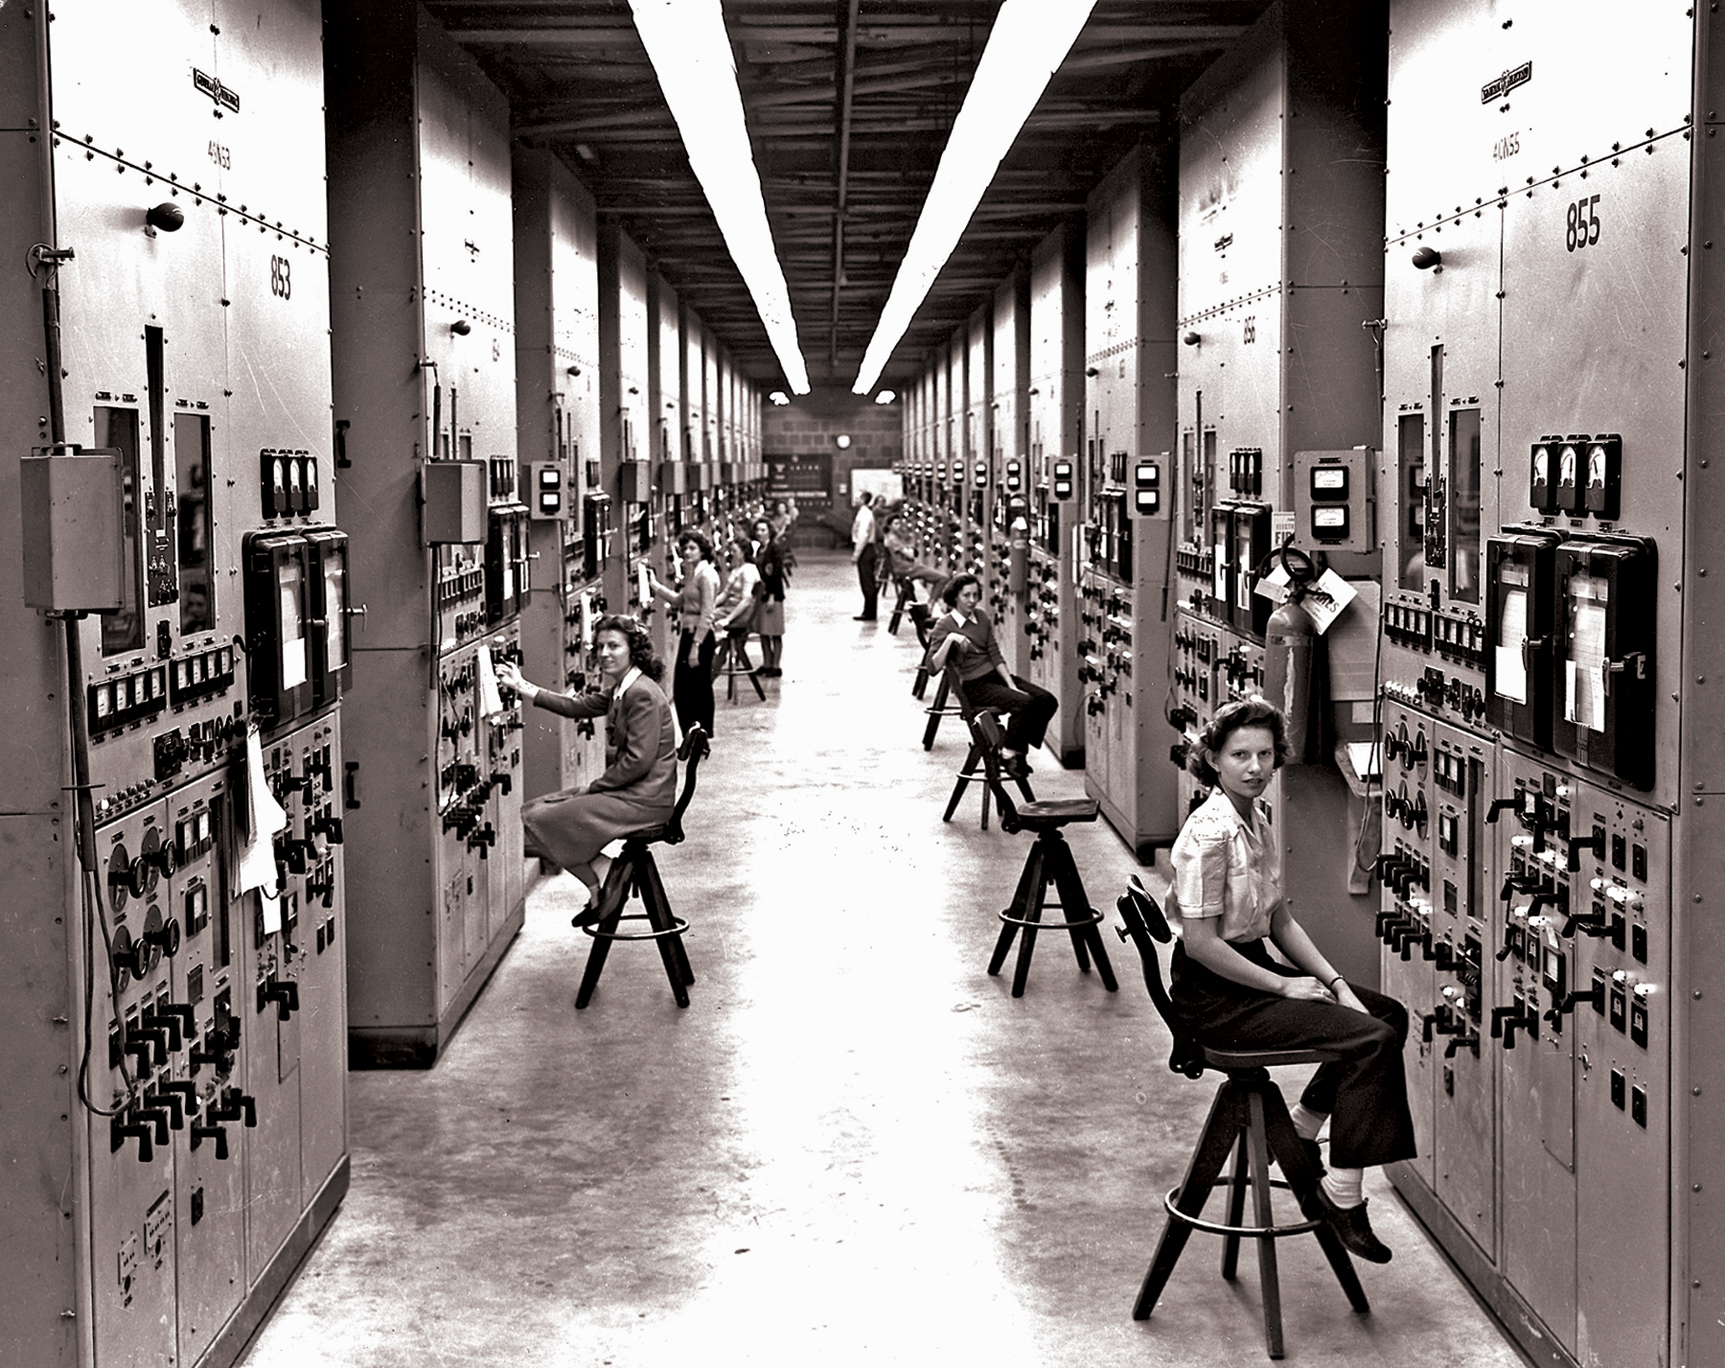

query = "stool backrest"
[941, 663, 982, 722]
[1115, 878, 1207, 1079]
[666, 724, 709, 844]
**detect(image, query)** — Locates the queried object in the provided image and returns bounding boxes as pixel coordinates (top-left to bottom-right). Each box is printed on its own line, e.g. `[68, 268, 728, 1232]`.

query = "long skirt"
[522, 788, 675, 876]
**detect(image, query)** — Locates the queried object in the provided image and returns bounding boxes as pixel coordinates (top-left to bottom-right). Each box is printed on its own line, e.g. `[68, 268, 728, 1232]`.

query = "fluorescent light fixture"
[630, 0, 810, 394]
[874, 390, 897, 405]
[851, 0, 1099, 395]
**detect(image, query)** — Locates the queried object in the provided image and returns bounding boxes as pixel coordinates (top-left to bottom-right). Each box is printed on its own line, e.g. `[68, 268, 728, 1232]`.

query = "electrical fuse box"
[582, 493, 613, 581]
[1486, 528, 1564, 749]
[422, 460, 488, 545]
[1552, 535, 1656, 791]
[19, 448, 125, 612]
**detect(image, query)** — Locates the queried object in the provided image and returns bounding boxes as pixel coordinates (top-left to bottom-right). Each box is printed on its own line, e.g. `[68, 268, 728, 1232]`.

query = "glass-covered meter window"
[175, 413, 214, 633]
[279, 557, 307, 690]
[1397, 412, 1426, 591]
[325, 554, 348, 672]
[1449, 407, 1482, 603]
[1565, 571, 1610, 734]
[96, 407, 145, 657]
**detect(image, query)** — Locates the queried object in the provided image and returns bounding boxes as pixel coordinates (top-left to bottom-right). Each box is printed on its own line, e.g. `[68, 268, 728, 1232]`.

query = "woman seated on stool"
[881, 514, 945, 599]
[713, 536, 760, 640]
[924, 572, 1056, 780]
[496, 616, 677, 927]
[1169, 696, 1415, 1264]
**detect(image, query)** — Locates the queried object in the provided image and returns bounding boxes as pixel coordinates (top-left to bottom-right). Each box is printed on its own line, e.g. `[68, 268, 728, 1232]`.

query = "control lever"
[212, 1088, 258, 1128]
[1484, 797, 1517, 824]
[150, 1085, 186, 1130]
[140, 1008, 183, 1054]
[1442, 1030, 1480, 1059]
[190, 1121, 230, 1160]
[120, 1028, 155, 1071]
[257, 978, 299, 1021]
[111, 1114, 155, 1163]
[136, 1105, 171, 1146]
[1500, 873, 1540, 902]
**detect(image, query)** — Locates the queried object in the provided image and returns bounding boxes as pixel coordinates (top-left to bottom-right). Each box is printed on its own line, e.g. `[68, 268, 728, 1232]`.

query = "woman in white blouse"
[1168, 697, 1414, 1266]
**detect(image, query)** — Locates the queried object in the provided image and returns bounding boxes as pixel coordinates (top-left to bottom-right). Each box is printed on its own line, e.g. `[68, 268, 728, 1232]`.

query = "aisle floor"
[242, 551, 1527, 1368]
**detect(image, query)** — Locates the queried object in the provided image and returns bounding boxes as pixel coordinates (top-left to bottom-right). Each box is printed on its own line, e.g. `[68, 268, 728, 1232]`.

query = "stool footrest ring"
[582, 912, 691, 943]
[1161, 1179, 1324, 1240]
[997, 905, 1102, 932]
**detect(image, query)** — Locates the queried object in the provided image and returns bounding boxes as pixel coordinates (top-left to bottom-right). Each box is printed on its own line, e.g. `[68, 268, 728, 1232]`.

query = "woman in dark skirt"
[496, 616, 677, 926]
[751, 516, 790, 676]
[1167, 696, 1415, 1264]
[647, 531, 720, 739]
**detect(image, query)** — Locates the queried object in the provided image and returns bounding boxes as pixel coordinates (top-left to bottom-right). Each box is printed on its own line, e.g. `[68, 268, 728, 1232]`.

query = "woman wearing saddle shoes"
[1169, 697, 1415, 1265]
[497, 616, 677, 928]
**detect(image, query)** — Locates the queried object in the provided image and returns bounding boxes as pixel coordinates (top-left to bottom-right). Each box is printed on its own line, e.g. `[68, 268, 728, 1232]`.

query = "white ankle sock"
[1290, 1102, 1327, 1142]
[1322, 1166, 1364, 1209]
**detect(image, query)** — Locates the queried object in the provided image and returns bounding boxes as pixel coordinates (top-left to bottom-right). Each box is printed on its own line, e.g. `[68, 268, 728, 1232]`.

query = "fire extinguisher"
[1008, 515, 1030, 596]
[1262, 543, 1322, 763]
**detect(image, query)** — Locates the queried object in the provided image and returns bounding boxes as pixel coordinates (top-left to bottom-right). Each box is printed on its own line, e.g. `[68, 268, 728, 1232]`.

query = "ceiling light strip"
[850, 0, 1099, 395]
[630, 0, 811, 393]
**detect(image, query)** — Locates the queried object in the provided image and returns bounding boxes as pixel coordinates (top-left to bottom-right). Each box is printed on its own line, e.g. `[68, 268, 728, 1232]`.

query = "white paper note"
[260, 890, 283, 936]
[637, 560, 652, 610]
[1494, 588, 1528, 704]
[239, 726, 288, 894]
[281, 637, 307, 689]
[1566, 599, 1608, 732]
[476, 644, 505, 720]
[1296, 569, 1358, 636]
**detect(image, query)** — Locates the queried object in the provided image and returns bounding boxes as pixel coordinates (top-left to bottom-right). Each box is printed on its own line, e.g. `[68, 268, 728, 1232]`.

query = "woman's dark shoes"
[571, 881, 626, 929]
[1001, 753, 1032, 780]
[1300, 1186, 1393, 1264]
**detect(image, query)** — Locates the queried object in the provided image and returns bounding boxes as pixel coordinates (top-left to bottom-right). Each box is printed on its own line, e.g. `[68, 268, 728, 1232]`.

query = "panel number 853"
[1565, 194, 1601, 253]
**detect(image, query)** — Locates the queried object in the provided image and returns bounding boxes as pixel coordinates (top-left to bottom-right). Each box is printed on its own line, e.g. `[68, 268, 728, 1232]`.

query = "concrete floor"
[241, 551, 1528, 1368]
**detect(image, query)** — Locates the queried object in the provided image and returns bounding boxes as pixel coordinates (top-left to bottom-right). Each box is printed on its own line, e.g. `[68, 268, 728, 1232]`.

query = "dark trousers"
[674, 629, 716, 738]
[856, 545, 879, 618]
[1170, 938, 1417, 1170]
[960, 674, 1058, 753]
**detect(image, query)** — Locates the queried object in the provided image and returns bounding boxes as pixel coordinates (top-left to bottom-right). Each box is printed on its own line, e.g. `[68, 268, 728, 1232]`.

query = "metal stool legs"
[574, 843, 695, 1009]
[1133, 1071, 1369, 1359]
[988, 828, 1118, 997]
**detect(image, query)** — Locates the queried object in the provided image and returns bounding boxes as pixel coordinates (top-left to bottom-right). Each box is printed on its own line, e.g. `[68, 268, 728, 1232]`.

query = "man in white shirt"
[851, 492, 879, 621]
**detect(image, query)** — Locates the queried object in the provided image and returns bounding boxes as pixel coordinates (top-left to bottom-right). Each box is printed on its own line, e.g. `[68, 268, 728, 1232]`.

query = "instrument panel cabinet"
[326, 0, 525, 1067]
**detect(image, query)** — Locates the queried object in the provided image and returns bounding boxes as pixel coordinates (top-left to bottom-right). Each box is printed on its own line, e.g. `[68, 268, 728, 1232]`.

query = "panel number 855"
[1566, 194, 1601, 253]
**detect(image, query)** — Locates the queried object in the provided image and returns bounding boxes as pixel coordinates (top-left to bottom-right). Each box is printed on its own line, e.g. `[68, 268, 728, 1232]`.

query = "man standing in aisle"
[852, 490, 879, 621]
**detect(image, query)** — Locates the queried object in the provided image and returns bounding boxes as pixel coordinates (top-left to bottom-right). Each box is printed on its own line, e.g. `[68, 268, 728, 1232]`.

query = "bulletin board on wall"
[849, 469, 904, 506]
[768, 454, 832, 510]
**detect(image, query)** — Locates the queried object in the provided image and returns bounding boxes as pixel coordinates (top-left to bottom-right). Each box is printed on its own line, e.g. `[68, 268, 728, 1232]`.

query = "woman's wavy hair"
[940, 571, 981, 607]
[1187, 695, 1290, 785]
[677, 529, 713, 561]
[727, 537, 755, 563]
[594, 614, 665, 683]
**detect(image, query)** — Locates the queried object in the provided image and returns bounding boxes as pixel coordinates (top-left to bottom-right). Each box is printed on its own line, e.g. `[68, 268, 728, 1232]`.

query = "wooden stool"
[574, 726, 708, 1009]
[945, 711, 1035, 830]
[920, 662, 968, 749]
[887, 576, 917, 634]
[1114, 880, 1369, 1359]
[712, 629, 766, 703]
[978, 714, 1118, 997]
[909, 604, 935, 699]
